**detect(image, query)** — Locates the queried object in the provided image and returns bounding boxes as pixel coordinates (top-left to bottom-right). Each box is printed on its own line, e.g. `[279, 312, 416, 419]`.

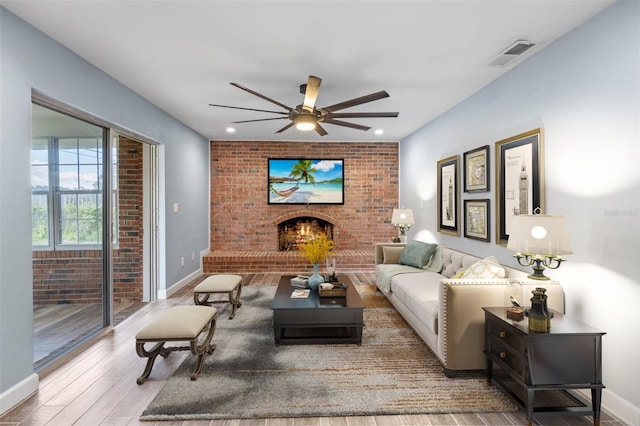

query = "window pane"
[79, 164, 99, 190]
[31, 138, 49, 163]
[77, 220, 98, 244]
[32, 194, 49, 246]
[77, 193, 98, 219]
[78, 138, 99, 165]
[32, 138, 49, 191]
[58, 139, 78, 164]
[59, 165, 79, 190]
[59, 219, 78, 244]
[32, 165, 49, 191]
[60, 194, 78, 220]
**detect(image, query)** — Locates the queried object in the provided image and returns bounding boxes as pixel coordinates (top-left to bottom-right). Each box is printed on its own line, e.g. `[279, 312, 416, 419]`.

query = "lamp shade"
[391, 208, 415, 226]
[507, 214, 573, 256]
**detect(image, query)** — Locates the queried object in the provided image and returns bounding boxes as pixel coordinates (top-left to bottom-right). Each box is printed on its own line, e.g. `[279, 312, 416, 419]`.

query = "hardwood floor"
[33, 301, 147, 371]
[2, 273, 623, 425]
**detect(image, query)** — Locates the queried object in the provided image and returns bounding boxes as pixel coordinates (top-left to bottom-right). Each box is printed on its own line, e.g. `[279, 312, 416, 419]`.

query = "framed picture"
[437, 155, 459, 235]
[495, 128, 545, 245]
[267, 158, 344, 205]
[463, 145, 489, 192]
[464, 199, 490, 242]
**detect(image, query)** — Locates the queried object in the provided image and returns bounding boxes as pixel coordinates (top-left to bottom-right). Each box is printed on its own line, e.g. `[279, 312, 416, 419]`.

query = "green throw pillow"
[423, 244, 444, 272]
[398, 240, 438, 268]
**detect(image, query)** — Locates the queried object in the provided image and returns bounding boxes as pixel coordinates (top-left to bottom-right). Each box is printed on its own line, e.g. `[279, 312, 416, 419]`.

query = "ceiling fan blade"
[231, 117, 288, 124]
[275, 122, 296, 133]
[302, 75, 322, 113]
[209, 103, 288, 115]
[315, 123, 328, 136]
[322, 90, 390, 113]
[230, 82, 293, 112]
[322, 118, 371, 131]
[325, 111, 399, 118]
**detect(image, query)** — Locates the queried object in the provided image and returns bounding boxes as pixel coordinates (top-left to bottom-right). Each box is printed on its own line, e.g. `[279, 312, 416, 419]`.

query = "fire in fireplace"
[277, 216, 334, 251]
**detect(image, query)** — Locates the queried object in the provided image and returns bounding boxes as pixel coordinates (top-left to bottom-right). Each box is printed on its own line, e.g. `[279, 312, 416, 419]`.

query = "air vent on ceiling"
[487, 40, 536, 67]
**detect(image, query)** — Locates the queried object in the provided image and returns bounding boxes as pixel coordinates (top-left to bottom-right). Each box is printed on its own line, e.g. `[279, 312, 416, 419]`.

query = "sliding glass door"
[31, 103, 110, 370]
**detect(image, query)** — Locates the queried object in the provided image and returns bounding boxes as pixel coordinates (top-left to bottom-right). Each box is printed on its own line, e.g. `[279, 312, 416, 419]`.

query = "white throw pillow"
[461, 256, 506, 279]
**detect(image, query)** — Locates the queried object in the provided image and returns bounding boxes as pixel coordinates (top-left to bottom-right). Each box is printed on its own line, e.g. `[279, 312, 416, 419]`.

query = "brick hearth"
[203, 249, 374, 274]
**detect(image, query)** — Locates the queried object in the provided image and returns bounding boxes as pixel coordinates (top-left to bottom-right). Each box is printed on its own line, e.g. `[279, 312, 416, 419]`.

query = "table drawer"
[488, 317, 526, 353]
[489, 335, 525, 378]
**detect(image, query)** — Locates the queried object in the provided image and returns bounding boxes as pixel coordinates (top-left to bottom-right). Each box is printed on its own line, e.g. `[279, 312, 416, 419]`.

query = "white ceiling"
[3, 0, 613, 142]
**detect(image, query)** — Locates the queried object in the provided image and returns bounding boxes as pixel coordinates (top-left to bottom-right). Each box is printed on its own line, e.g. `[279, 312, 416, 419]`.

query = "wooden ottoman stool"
[135, 305, 217, 384]
[193, 274, 243, 319]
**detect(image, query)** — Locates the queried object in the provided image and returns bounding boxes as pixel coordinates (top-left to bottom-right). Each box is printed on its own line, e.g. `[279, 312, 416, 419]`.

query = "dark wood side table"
[483, 307, 605, 426]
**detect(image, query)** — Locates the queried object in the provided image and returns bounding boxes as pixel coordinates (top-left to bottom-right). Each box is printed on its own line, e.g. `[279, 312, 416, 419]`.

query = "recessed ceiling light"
[375, 129, 384, 135]
[226, 127, 235, 133]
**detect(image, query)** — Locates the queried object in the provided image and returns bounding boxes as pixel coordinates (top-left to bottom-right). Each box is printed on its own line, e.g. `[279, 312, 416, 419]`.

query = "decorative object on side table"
[391, 208, 414, 242]
[504, 281, 524, 321]
[326, 257, 336, 282]
[507, 210, 573, 280]
[318, 282, 347, 297]
[527, 287, 551, 332]
[298, 234, 334, 291]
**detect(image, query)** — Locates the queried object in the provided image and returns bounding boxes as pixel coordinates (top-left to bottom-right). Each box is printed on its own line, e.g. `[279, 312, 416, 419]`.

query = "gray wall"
[0, 7, 209, 399]
[400, 2, 639, 422]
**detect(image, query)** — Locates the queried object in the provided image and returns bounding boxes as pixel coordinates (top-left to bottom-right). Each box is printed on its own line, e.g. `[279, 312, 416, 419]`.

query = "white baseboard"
[158, 261, 204, 300]
[576, 388, 640, 426]
[0, 373, 38, 416]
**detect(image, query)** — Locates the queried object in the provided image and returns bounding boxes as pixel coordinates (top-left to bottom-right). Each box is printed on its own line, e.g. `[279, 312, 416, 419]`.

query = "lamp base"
[527, 273, 551, 281]
[528, 260, 550, 280]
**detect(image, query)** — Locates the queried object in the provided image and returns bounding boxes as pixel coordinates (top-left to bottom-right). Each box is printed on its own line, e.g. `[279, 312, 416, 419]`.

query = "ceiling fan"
[209, 75, 399, 136]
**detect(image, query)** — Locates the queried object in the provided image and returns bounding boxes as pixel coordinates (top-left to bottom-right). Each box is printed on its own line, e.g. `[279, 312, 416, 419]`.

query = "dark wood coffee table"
[271, 275, 365, 345]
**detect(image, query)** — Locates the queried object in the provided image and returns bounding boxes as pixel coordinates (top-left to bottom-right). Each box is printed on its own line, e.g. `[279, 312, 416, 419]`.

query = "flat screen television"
[268, 158, 344, 205]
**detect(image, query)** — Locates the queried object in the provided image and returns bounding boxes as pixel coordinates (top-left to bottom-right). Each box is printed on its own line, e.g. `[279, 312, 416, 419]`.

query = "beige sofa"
[375, 242, 565, 377]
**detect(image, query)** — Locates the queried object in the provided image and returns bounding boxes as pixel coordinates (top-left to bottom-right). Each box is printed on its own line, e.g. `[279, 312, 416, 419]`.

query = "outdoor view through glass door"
[31, 103, 110, 370]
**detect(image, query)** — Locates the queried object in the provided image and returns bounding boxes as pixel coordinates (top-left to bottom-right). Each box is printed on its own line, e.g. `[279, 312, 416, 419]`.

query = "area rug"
[140, 284, 518, 421]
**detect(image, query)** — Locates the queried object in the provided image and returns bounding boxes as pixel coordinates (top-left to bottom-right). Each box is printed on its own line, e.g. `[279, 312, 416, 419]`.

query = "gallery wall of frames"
[436, 128, 544, 245]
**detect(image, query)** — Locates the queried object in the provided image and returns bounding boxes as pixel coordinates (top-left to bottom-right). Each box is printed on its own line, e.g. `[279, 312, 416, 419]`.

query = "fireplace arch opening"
[277, 216, 334, 251]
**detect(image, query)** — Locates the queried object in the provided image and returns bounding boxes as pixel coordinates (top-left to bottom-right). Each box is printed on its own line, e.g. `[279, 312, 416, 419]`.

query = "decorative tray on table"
[318, 282, 347, 297]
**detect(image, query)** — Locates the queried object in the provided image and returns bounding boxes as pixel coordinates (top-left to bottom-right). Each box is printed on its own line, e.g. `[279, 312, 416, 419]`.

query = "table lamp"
[507, 213, 572, 280]
[391, 208, 415, 243]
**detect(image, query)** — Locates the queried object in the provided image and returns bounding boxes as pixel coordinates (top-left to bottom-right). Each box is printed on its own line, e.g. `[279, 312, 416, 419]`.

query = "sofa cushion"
[423, 244, 444, 273]
[398, 240, 438, 268]
[461, 256, 506, 279]
[391, 272, 440, 334]
[375, 264, 422, 293]
[382, 246, 405, 264]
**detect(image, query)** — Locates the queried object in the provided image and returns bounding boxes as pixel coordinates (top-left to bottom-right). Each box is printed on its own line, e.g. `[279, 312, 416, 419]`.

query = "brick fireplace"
[205, 140, 399, 273]
[277, 215, 334, 252]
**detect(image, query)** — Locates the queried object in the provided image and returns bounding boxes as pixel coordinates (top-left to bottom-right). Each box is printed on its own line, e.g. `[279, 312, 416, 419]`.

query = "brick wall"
[32, 250, 103, 304]
[32, 138, 144, 305]
[112, 138, 144, 303]
[210, 141, 399, 252]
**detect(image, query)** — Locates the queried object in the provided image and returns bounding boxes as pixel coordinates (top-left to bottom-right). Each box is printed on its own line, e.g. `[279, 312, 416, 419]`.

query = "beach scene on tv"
[268, 159, 344, 204]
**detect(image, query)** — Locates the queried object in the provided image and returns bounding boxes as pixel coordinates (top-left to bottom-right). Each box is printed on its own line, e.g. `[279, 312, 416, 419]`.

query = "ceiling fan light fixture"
[210, 75, 398, 136]
[294, 114, 316, 131]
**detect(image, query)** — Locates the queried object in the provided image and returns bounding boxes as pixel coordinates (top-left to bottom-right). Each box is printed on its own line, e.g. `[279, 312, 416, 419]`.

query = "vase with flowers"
[298, 234, 334, 291]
